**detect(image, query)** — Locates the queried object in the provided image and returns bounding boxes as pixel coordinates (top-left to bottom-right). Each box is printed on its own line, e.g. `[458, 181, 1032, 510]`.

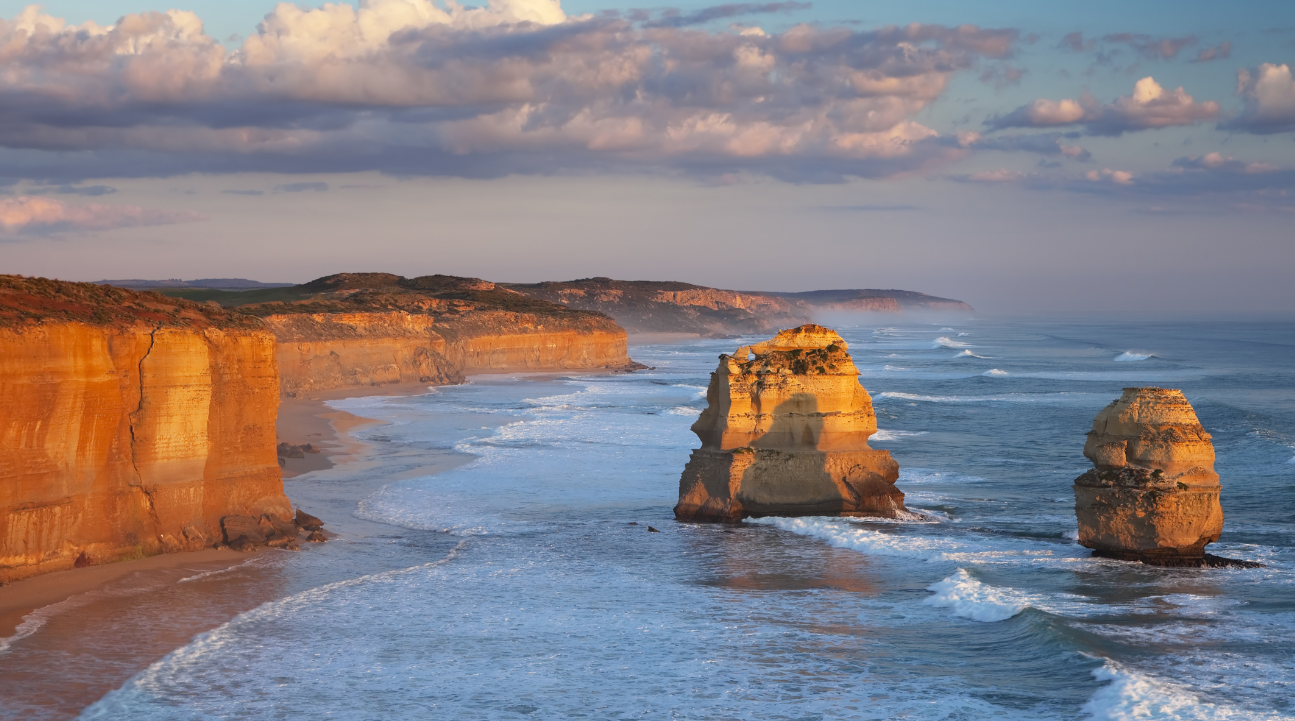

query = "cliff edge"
[675, 324, 904, 520]
[0, 276, 293, 582]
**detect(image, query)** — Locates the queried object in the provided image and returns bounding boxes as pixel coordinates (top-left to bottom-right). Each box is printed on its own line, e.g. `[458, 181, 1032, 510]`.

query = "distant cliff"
[504, 278, 972, 337]
[0, 276, 292, 582]
[207, 273, 638, 397]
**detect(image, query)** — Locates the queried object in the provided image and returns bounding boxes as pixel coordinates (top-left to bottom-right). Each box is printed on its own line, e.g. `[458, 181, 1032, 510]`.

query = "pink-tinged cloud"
[0, 2, 1018, 182]
[0, 196, 204, 235]
[1226, 63, 1295, 133]
[1085, 168, 1134, 185]
[987, 77, 1219, 135]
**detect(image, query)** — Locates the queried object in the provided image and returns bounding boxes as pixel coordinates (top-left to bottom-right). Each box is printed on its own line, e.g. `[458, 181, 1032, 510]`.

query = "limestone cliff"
[0, 276, 292, 582]
[1073, 387, 1225, 566]
[675, 324, 904, 521]
[214, 274, 638, 397]
[504, 278, 974, 336]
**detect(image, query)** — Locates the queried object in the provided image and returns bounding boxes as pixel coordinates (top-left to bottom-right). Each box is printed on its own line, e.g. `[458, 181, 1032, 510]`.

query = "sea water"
[21, 318, 1295, 719]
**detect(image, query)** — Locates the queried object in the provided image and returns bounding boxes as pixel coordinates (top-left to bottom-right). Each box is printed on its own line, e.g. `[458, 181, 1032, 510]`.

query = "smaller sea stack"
[674, 324, 904, 521]
[1073, 387, 1225, 566]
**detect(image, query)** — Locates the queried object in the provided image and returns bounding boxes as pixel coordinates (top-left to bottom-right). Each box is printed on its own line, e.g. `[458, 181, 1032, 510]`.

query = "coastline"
[0, 382, 422, 647]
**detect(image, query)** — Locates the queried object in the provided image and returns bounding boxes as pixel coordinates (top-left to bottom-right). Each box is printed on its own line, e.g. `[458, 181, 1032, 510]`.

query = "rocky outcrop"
[505, 278, 974, 336]
[675, 324, 904, 521]
[504, 278, 811, 337]
[232, 274, 640, 397]
[261, 312, 461, 397]
[1073, 387, 1229, 566]
[0, 276, 293, 582]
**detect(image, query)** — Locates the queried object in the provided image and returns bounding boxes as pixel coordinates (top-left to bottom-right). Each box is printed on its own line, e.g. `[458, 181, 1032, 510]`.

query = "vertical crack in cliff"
[128, 325, 164, 531]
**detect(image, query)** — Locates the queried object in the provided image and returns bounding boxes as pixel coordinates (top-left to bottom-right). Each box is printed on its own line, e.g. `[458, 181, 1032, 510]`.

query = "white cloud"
[0, 3, 1016, 181]
[1086, 168, 1134, 184]
[1228, 63, 1295, 134]
[0, 196, 204, 234]
[988, 77, 1218, 135]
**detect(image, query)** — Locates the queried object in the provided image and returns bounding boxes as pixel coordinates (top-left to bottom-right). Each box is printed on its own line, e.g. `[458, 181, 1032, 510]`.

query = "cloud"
[29, 184, 117, 196]
[987, 77, 1219, 135]
[0, 3, 1020, 183]
[222, 189, 264, 195]
[643, 2, 811, 29]
[1085, 168, 1134, 185]
[1192, 41, 1231, 62]
[954, 131, 1090, 161]
[275, 182, 329, 193]
[0, 196, 204, 235]
[1102, 33, 1196, 60]
[1225, 63, 1295, 133]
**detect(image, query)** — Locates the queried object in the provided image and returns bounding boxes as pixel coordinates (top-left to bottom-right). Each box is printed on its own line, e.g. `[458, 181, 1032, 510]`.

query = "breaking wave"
[934, 337, 973, 349]
[1080, 659, 1285, 721]
[872, 429, 929, 441]
[923, 569, 1029, 622]
[984, 369, 1009, 376]
[1114, 352, 1152, 362]
[953, 349, 990, 359]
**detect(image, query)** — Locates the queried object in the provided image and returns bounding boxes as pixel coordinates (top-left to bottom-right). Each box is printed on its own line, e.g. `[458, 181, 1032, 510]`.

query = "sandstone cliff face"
[675, 324, 904, 521]
[1073, 387, 1224, 565]
[234, 274, 637, 397]
[262, 312, 461, 397]
[0, 277, 291, 582]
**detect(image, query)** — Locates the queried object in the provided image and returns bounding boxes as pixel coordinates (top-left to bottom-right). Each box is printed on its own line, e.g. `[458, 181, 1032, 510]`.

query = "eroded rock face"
[674, 324, 904, 521]
[0, 276, 293, 582]
[1073, 387, 1224, 565]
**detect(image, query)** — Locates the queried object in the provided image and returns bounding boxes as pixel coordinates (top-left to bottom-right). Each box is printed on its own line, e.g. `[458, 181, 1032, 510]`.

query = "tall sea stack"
[1073, 387, 1225, 566]
[674, 324, 904, 521]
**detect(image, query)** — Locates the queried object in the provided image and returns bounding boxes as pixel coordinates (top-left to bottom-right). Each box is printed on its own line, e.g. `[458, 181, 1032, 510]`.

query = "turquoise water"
[19, 318, 1295, 719]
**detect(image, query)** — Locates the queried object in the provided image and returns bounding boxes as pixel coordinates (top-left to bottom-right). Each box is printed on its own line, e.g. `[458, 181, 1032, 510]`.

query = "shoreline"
[0, 368, 625, 654]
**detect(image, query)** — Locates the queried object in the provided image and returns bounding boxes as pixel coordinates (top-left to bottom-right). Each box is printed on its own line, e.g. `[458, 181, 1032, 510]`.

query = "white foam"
[872, 429, 929, 441]
[667, 406, 702, 417]
[879, 391, 1092, 404]
[1081, 659, 1284, 720]
[957, 332, 971, 337]
[1114, 351, 1152, 362]
[953, 349, 990, 359]
[934, 336, 973, 348]
[923, 569, 1028, 622]
[984, 369, 1009, 376]
[1065, 529, 1080, 541]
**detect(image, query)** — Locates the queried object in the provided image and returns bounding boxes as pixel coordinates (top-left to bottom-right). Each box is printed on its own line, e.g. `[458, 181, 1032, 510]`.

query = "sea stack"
[1073, 387, 1225, 566]
[674, 324, 904, 521]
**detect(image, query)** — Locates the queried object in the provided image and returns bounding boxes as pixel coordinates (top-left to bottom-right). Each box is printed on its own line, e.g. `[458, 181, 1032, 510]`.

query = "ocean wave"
[983, 368, 1009, 376]
[899, 468, 986, 485]
[879, 391, 1092, 404]
[746, 516, 1086, 566]
[872, 429, 929, 441]
[1081, 659, 1285, 721]
[923, 568, 1029, 622]
[934, 336, 973, 349]
[953, 349, 990, 359]
[666, 406, 702, 417]
[1114, 351, 1153, 362]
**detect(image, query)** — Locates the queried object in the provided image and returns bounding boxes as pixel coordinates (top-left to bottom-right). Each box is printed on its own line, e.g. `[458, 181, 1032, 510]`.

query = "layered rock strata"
[1073, 387, 1228, 566]
[675, 324, 904, 521]
[233, 274, 640, 397]
[0, 276, 293, 582]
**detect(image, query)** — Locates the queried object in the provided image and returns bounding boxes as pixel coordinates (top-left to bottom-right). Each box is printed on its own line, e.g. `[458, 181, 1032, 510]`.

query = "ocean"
[5, 318, 1294, 720]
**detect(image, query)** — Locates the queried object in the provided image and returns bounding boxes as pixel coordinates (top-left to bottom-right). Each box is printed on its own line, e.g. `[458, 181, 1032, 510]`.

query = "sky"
[1, 0, 1293, 315]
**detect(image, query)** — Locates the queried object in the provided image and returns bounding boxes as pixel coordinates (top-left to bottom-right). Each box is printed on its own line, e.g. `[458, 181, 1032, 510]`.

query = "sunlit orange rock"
[1073, 387, 1225, 565]
[0, 277, 292, 582]
[674, 324, 904, 521]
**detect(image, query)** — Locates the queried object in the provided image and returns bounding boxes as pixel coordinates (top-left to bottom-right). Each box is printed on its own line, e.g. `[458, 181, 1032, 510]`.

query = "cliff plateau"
[675, 324, 905, 521]
[0, 276, 293, 582]
[1073, 387, 1227, 566]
